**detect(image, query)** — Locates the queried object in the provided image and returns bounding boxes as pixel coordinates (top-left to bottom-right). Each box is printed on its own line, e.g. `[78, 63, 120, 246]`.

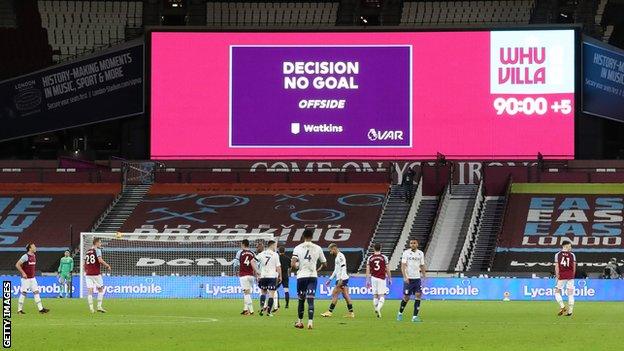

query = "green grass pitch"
[10, 299, 624, 351]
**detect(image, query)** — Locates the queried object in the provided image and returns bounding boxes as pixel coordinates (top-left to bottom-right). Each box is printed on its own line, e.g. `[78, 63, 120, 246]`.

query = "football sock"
[260, 294, 266, 309]
[97, 291, 104, 309]
[297, 298, 305, 319]
[373, 297, 379, 308]
[555, 292, 565, 308]
[399, 299, 407, 313]
[33, 293, 43, 311]
[328, 303, 336, 312]
[267, 298, 274, 313]
[568, 295, 575, 313]
[378, 297, 385, 311]
[347, 303, 353, 312]
[307, 298, 315, 320]
[275, 292, 279, 308]
[413, 299, 421, 317]
[244, 293, 253, 312]
[18, 294, 25, 311]
[87, 294, 94, 310]
[285, 292, 290, 307]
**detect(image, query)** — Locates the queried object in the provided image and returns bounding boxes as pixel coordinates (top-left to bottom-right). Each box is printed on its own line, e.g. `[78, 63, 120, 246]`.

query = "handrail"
[423, 182, 449, 255]
[357, 184, 393, 272]
[389, 173, 423, 269]
[488, 174, 514, 270]
[456, 178, 484, 271]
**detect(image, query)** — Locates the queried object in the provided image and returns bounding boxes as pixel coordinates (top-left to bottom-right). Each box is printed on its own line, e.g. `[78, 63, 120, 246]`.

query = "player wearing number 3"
[84, 237, 112, 313]
[366, 243, 391, 318]
[554, 241, 576, 317]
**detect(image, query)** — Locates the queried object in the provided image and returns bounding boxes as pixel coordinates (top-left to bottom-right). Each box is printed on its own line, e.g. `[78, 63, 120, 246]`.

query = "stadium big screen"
[149, 29, 578, 159]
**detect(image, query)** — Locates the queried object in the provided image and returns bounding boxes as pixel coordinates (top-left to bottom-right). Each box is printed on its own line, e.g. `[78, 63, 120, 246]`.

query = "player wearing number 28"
[84, 237, 112, 313]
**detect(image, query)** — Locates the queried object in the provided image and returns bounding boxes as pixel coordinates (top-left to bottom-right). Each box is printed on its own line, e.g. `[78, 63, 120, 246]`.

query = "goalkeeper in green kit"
[57, 250, 74, 298]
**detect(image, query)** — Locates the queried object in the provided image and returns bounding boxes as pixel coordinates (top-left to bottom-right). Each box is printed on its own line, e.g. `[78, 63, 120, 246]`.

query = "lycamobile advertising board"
[4, 276, 622, 301]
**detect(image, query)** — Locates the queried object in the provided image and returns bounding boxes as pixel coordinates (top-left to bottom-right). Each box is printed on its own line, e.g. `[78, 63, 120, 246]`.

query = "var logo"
[367, 129, 403, 141]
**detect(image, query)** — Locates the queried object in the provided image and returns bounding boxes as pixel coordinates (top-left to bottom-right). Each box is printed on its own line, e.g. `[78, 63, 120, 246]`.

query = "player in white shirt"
[291, 229, 327, 329]
[256, 240, 282, 317]
[321, 243, 354, 318]
[397, 239, 426, 323]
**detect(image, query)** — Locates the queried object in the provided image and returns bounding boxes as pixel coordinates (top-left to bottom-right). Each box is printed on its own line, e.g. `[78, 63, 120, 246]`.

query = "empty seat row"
[401, 0, 534, 25]
[207, 2, 338, 25]
[38, 0, 143, 62]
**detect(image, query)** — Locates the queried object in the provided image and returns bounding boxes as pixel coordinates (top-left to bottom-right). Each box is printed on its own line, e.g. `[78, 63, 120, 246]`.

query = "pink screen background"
[150, 32, 575, 159]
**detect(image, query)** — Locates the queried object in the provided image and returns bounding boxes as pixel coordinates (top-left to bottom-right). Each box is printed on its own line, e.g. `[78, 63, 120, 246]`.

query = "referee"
[278, 246, 291, 309]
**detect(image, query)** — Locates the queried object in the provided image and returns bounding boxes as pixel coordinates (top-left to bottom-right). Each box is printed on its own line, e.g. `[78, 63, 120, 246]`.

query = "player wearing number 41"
[397, 239, 426, 323]
[321, 243, 355, 318]
[15, 243, 50, 314]
[84, 237, 112, 313]
[366, 243, 392, 318]
[291, 229, 327, 329]
[235, 239, 259, 316]
[256, 240, 282, 317]
[554, 241, 577, 317]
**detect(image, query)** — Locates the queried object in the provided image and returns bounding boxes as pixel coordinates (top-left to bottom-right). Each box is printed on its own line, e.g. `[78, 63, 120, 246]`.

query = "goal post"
[79, 232, 275, 298]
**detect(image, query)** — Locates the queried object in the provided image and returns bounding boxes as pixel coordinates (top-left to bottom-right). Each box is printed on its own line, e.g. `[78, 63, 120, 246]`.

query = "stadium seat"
[37, 0, 142, 62]
[206, 1, 339, 26]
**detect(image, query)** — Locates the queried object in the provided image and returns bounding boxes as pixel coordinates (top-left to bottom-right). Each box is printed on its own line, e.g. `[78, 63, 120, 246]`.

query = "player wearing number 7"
[84, 237, 112, 313]
[554, 241, 576, 317]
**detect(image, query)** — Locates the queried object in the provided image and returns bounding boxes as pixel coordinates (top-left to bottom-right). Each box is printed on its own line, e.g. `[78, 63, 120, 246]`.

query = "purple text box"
[230, 45, 411, 147]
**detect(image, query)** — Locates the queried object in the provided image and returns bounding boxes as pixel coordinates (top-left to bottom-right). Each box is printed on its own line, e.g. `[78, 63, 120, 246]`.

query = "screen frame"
[146, 25, 582, 161]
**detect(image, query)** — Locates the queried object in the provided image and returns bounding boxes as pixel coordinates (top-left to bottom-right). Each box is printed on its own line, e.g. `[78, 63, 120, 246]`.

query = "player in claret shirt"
[366, 243, 391, 318]
[15, 243, 49, 314]
[84, 237, 112, 313]
[554, 241, 577, 317]
[235, 239, 259, 316]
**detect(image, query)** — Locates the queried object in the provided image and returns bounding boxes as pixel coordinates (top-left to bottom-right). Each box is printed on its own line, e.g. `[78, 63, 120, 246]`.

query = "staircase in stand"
[358, 184, 411, 271]
[467, 198, 507, 271]
[93, 184, 151, 233]
[425, 184, 478, 271]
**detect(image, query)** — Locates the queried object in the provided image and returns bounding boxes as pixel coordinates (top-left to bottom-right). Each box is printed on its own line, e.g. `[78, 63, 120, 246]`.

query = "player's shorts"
[403, 278, 422, 295]
[20, 277, 39, 293]
[336, 278, 349, 287]
[555, 279, 575, 290]
[258, 278, 278, 291]
[85, 274, 104, 289]
[279, 276, 289, 289]
[297, 277, 318, 298]
[58, 273, 71, 283]
[239, 275, 254, 291]
[371, 277, 387, 295]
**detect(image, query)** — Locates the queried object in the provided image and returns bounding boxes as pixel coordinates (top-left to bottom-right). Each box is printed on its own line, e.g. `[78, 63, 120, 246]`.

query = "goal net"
[79, 232, 274, 299]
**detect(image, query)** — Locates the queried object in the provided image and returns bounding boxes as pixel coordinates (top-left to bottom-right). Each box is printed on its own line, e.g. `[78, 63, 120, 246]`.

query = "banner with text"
[3, 276, 623, 301]
[495, 193, 624, 272]
[583, 38, 624, 122]
[0, 41, 143, 141]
